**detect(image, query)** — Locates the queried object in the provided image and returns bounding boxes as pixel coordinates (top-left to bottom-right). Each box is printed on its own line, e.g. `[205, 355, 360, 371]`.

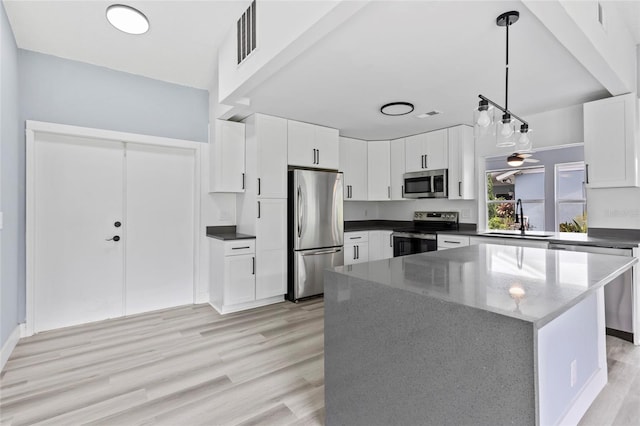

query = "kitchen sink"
[483, 231, 555, 238]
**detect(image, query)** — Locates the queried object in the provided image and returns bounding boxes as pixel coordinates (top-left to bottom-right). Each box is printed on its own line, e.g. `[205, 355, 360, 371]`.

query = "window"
[486, 167, 545, 231]
[555, 162, 587, 233]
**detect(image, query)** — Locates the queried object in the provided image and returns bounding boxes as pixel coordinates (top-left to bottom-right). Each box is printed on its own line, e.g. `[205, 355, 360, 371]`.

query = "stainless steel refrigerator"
[287, 169, 344, 301]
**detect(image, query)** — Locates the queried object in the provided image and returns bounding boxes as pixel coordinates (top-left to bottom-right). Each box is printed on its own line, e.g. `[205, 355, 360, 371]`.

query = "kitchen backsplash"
[344, 200, 477, 223]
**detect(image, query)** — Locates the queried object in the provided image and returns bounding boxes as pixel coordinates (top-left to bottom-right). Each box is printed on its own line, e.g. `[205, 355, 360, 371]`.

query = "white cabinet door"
[448, 125, 475, 200]
[224, 254, 256, 305]
[316, 125, 339, 170]
[584, 93, 639, 188]
[425, 129, 448, 170]
[437, 234, 470, 250]
[288, 120, 316, 168]
[390, 138, 406, 200]
[257, 115, 288, 198]
[125, 144, 195, 315]
[256, 198, 287, 299]
[405, 133, 426, 173]
[340, 137, 368, 200]
[210, 119, 245, 193]
[369, 230, 394, 260]
[367, 140, 391, 200]
[33, 134, 125, 332]
[344, 243, 369, 265]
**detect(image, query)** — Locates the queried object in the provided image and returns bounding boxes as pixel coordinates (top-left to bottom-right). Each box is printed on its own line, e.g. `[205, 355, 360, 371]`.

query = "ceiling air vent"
[237, 0, 257, 65]
[417, 110, 441, 118]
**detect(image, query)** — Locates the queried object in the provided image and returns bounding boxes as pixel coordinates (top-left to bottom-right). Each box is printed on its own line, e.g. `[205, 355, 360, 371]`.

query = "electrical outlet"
[364, 209, 368, 217]
[462, 208, 471, 219]
[570, 359, 577, 387]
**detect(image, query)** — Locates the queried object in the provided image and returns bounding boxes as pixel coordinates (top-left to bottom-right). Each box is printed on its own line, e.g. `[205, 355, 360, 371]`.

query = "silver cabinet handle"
[232, 246, 251, 250]
[349, 236, 362, 240]
[302, 248, 342, 256]
[242, 173, 245, 190]
[353, 245, 357, 260]
[312, 149, 316, 165]
[317, 148, 320, 164]
[421, 155, 425, 169]
[444, 241, 460, 244]
[252, 257, 255, 275]
[257, 201, 261, 218]
[458, 181, 462, 197]
[257, 178, 261, 195]
[425, 154, 428, 169]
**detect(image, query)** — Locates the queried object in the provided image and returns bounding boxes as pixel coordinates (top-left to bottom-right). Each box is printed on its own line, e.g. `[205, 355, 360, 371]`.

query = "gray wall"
[1, 2, 20, 348]
[7, 50, 209, 334]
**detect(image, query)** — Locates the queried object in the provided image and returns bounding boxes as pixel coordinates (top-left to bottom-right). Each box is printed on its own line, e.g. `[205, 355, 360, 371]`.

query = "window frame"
[554, 161, 587, 233]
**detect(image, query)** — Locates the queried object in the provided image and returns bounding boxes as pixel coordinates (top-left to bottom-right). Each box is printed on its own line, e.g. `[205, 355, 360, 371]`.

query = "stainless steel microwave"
[403, 169, 448, 198]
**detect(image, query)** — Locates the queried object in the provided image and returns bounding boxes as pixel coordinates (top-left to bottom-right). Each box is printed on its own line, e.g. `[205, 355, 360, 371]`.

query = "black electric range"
[392, 211, 459, 257]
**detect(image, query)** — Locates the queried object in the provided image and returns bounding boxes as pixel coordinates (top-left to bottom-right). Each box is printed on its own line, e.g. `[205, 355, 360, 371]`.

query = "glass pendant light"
[474, 99, 495, 139]
[516, 124, 532, 152]
[496, 113, 516, 147]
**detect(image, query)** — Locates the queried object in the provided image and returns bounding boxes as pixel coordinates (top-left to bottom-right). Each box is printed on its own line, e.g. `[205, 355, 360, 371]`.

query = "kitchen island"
[324, 244, 637, 426]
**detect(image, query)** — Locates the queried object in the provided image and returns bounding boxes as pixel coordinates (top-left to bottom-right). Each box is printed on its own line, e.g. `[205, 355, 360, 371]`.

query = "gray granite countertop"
[439, 229, 640, 249]
[206, 226, 255, 241]
[333, 244, 637, 328]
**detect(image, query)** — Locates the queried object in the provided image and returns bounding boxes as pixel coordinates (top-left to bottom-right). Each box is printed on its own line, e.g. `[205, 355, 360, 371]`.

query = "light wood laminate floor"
[1, 300, 638, 425]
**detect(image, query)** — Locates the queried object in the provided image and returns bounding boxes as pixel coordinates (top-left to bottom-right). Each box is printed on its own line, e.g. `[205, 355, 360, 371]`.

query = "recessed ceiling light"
[106, 4, 149, 35]
[380, 102, 414, 116]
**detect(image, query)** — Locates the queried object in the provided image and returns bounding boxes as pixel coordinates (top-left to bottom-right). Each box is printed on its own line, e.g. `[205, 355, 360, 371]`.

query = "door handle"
[257, 201, 261, 218]
[252, 257, 255, 275]
[242, 173, 245, 190]
[388, 186, 391, 199]
[444, 241, 460, 244]
[425, 154, 428, 169]
[297, 186, 303, 238]
[312, 149, 316, 165]
[106, 236, 120, 242]
[232, 246, 251, 250]
[356, 245, 359, 259]
[585, 164, 589, 184]
[389, 234, 393, 247]
[421, 155, 425, 169]
[257, 178, 261, 195]
[401, 185, 404, 197]
[302, 248, 342, 256]
[316, 148, 320, 165]
[353, 245, 357, 260]
[458, 181, 462, 197]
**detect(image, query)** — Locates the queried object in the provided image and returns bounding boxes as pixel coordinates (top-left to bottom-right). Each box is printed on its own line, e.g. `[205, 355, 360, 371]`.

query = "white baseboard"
[1, 323, 25, 372]
[209, 296, 285, 315]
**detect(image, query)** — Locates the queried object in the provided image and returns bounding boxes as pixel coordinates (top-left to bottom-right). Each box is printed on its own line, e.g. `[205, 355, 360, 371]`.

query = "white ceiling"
[3, 0, 633, 140]
[3, 0, 250, 90]
[245, 0, 610, 140]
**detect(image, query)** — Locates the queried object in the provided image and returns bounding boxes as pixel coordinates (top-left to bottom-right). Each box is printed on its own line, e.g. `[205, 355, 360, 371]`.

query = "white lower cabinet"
[210, 238, 277, 314]
[344, 231, 369, 265]
[369, 230, 394, 260]
[437, 234, 470, 250]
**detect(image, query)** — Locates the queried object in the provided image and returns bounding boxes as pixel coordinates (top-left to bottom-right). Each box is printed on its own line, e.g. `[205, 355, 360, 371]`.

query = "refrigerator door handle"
[297, 186, 303, 238]
[301, 248, 342, 256]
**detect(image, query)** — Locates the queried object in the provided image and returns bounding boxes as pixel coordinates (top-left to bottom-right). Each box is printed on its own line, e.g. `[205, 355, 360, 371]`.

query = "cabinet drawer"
[345, 231, 369, 243]
[224, 239, 256, 256]
[437, 234, 470, 250]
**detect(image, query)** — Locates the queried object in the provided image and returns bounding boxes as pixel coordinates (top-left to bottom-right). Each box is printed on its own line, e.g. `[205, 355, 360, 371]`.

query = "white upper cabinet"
[584, 93, 639, 188]
[405, 129, 448, 172]
[390, 138, 406, 200]
[447, 125, 475, 200]
[367, 140, 391, 200]
[210, 120, 245, 193]
[339, 137, 368, 200]
[253, 114, 288, 199]
[288, 120, 339, 170]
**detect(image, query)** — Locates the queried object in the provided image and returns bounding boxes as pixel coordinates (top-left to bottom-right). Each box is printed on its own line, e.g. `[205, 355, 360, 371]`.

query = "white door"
[367, 140, 391, 200]
[287, 120, 315, 168]
[224, 254, 255, 305]
[405, 133, 426, 172]
[257, 115, 288, 198]
[125, 143, 196, 314]
[425, 129, 448, 170]
[256, 198, 287, 299]
[315, 125, 339, 170]
[33, 133, 125, 332]
[390, 138, 405, 200]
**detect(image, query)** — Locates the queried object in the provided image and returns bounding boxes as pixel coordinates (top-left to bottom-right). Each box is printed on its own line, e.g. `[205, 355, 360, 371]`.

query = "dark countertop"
[206, 226, 255, 241]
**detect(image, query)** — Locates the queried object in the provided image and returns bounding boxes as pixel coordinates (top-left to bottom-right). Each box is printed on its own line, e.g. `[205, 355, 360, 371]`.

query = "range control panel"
[413, 211, 459, 223]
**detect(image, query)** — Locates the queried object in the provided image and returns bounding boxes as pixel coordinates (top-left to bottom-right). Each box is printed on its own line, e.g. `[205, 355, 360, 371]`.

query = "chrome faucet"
[515, 198, 525, 235]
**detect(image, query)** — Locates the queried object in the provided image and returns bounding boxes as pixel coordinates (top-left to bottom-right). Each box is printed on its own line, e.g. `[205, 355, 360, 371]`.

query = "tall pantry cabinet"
[236, 114, 288, 303]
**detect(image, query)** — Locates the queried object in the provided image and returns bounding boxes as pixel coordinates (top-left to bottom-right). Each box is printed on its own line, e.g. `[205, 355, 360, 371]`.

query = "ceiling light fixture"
[106, 4, 149, 35]
[474, 11, 531, 152]
[380, 102, 414, 116]
[507, 154, 525, 167]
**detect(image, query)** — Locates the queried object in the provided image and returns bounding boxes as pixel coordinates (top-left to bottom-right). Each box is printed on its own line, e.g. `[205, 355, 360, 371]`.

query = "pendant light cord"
[505, 19, 509, 112]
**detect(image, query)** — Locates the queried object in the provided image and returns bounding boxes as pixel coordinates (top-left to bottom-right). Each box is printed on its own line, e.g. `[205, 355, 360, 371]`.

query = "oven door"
[393, 234, 437, 257]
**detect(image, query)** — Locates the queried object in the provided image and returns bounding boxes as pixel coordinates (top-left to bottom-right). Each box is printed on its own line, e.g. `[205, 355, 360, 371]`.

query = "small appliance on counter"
[403, 169, 448, 198]
[287, 169, 344, 302]
[392, 211, 459, 257]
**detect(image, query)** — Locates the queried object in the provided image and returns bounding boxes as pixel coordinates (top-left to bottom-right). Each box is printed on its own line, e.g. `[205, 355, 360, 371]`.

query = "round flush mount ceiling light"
[106, 4, 149, 35]
[380, 102, 414, 116]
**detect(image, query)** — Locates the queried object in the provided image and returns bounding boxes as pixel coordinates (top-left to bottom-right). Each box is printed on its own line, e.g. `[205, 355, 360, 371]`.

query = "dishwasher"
[549, 243, 634, 342]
